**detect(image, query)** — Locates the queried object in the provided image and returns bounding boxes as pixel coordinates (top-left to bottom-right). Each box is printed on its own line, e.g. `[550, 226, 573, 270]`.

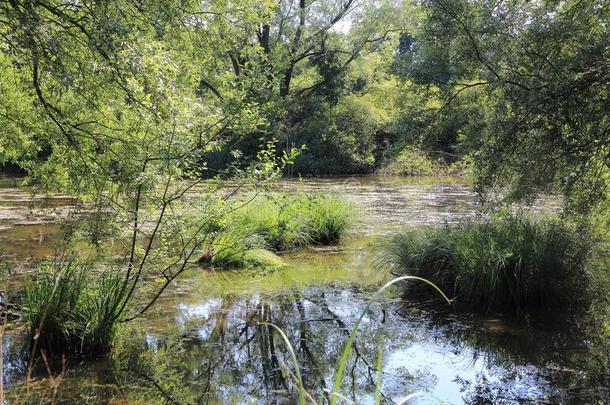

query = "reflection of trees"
[115, 287, 393, 404]
[109, 286, 609, 404]
[395, 302, 610, 403]
[6, 287, 606, 403]
[6, 286, 606, 403]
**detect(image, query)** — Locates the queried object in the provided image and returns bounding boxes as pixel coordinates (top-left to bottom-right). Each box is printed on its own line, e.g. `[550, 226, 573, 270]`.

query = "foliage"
[381, 147, 448, 176]
[285, 96, 381, 175]
[399, 0, 610, 212]
[382, 214, 596, 312]
[25, 260, 127, 355]
[220, 193, 353, 252]
[0, 0, 298, 357]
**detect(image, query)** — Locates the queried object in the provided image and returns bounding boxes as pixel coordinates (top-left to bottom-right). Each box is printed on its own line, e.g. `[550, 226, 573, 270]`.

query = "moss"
[242, 248, 287, 270]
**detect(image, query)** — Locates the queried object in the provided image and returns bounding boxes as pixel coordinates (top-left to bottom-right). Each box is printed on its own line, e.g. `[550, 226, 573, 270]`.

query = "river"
[1, 175, 607, 404]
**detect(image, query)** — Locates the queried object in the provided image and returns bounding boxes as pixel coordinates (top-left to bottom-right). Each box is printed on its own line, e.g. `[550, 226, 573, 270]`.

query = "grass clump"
[305, 194, 353, 244]
[208, 230, 287, 271]
[25, 260, 126, 356]
[225, 195, 310, 251]
[382, 214, 595, 312]
[205, 193, 353, 269]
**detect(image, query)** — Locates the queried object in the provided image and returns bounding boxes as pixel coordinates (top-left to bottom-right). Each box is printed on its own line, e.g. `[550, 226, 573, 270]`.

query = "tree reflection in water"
[109, 286, 608, 404]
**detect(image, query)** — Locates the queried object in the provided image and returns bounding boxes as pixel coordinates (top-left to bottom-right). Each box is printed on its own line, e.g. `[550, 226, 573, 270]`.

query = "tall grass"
[305, 195, 352, 245]
[382, 214, 594, 312]
[226, 194, 352, 249]
[25, 260, 127, 356]
[207, 193, 353, 269]
[225, 195, 310, 251]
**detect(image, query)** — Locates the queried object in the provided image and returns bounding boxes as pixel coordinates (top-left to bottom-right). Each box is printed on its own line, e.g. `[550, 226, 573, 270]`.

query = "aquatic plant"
[207, 193, 353, 268]
[24, 260, 127, 356]
[382, 214, 594, 312]
[209, 229, 286, 270]
[225, 195, 310, 251]
[305, 195, 353, 245]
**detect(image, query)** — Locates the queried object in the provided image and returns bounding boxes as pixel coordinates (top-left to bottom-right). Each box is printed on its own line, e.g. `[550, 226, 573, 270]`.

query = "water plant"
[206, 193, 353, 268]
[25, 260, 127, 356]
[382, 214, 594, 312]
[224, 195, 310, 251]
[305, 195, 353, 245]
[208, 229, 287, 270]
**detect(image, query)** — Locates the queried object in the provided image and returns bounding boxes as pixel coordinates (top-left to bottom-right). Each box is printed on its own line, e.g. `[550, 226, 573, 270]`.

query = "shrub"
[25, 260, 127, 356]
[380, 147, 448, 176]
[287, 96, 381, 175]
[382, 214, 594, 312]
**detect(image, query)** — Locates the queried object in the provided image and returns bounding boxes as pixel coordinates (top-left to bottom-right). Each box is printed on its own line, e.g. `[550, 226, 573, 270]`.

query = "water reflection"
[3, 274, 608, 403]
[0, 176, 605, 404]
[11, 285, 595, 404]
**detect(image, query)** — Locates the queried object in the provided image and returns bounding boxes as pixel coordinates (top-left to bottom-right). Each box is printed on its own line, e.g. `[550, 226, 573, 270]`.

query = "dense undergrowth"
[207, 193, 353, 269]
[382, 214, 599, 313]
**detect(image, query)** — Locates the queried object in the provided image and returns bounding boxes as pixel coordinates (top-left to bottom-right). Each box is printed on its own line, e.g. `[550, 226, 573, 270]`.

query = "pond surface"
[1, 176, 607, 404]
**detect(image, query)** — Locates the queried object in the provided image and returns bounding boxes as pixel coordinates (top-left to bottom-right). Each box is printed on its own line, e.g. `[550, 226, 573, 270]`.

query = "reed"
[207, 193, 353, 269]
[24, 260, 127, 356]
[382, 214, 594, 312]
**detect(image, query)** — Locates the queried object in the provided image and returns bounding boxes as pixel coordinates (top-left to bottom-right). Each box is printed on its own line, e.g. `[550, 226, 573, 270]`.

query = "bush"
[286, 96, 382, 175]
[25, 260, 126, 356]
[380, 147, 450, 176]
[382, 214, 594, 312]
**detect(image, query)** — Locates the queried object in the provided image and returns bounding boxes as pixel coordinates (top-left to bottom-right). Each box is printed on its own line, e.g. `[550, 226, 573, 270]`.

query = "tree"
[0, 0, 286, 347]
[401, 0, 610, 211]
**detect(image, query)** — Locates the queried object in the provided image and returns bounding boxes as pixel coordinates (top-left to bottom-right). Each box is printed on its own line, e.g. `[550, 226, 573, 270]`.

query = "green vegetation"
[207, 194, 353, 269]
[380, 147, 465, 176]
[383, 215, 597, 312]
[398, 0, 610, 213]
[0, 0, 608, 399]
[25, 261, 127, 355]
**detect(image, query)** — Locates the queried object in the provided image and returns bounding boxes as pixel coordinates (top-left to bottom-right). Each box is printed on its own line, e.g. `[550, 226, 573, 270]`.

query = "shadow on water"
[1, 175, 607, 404]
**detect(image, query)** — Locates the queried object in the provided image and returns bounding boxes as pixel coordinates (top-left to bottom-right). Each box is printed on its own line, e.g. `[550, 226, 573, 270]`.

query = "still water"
[1, 176, 607, 404]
